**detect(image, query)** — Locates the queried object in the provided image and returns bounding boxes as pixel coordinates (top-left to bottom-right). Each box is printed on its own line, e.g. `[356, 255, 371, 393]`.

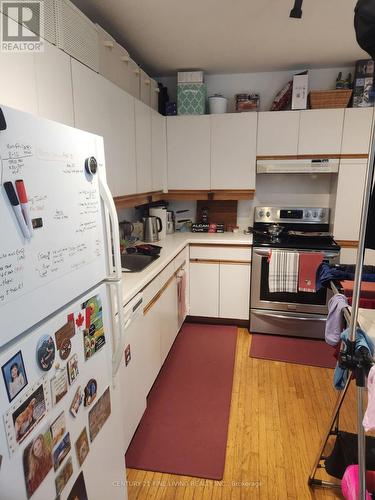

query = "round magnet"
[36, 335, 55, 371]
[84, 157, 98, 175]
[59, 338, 71, 360]
[84, 379, 97, 407]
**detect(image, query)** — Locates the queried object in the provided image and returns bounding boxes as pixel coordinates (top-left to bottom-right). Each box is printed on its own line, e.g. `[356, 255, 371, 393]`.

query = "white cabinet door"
[34, 41, 74, 126]
[333, 160, 367, 241]
[219, 263, 250, 320]
[0, 14, 38, 114]
[257, 111, 300, 156]
[71, 59, 111, 137]
[341, 108, 374, 155]
[151, 110, 167, 192]
[159, 277, 179, 364]
[105, 83, 137, 196]
[167, 115, 211, 190]
[135, 99, 152, 193]
[140, 69, 151, 106]
[210, 113, 257, 189]
[298, 109, 344, 156]
[189, 262, 219, 317]
[142, 300, 162, 395]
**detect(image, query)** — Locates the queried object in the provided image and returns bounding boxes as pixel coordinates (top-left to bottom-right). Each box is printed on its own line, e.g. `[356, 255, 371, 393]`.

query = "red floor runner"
[249, 334, 336, 368]
[125, 323, 237, 480]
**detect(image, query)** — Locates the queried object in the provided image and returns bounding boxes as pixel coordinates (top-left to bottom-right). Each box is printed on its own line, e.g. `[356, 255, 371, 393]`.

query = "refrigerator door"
[0, 283, 127, 500]
[0, 106, 111, 348]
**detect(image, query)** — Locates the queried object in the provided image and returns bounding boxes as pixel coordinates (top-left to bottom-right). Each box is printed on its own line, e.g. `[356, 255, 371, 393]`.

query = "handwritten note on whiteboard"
[0, 107, 108, 346]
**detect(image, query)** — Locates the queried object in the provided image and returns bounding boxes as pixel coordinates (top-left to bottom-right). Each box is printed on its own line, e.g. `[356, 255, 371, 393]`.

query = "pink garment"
[363, 365, 375, 432]
[342, 465, 375, 499]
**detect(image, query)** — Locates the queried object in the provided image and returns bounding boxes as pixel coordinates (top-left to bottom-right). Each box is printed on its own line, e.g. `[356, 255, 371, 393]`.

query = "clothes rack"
[308, 122, 375, 499]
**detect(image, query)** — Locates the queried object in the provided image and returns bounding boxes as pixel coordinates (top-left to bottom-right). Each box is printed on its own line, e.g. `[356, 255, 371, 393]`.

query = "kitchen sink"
[121, 253, 160, 273]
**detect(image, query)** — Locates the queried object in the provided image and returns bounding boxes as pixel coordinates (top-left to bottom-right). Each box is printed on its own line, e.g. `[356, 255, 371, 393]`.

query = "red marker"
[15, 180, 33, 237]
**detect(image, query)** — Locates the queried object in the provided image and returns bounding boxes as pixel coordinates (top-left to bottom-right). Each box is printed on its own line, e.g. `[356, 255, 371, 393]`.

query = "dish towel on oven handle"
[268, 250, 299, 293]
[298, 252, 324, 293]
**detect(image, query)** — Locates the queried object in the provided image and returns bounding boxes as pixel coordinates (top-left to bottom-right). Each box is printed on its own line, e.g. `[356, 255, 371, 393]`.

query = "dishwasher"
[118, 292, 147, 451]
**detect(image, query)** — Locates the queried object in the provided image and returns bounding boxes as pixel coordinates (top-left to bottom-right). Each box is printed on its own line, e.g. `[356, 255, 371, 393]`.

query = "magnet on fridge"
[36, 335, 55, 371]
[31, 218, 43, 229]
[70, 386, 83, 417]
[125, 344, 131, 366]
[83, 379, 97, 407]
[1, 350, 28, 402]
[67, 354, 79, 385]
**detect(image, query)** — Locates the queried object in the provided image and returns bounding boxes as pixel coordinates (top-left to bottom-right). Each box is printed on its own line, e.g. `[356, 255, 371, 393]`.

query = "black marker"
[4, 181, 31, 239]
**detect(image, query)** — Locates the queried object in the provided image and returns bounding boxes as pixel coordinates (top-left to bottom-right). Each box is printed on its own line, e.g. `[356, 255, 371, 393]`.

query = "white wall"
[157, 66, 354, 112]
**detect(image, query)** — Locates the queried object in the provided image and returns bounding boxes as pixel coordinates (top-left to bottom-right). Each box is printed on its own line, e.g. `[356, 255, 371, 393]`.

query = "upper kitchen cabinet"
[341, 108, 374, 155]
[34, 41, 74, 126]
[257, 111, 300, 157]
[122, 58, 141, 100]
[135, 99, 152, 193]
[105, 82, 137, 197]
[150, 79, 159, 111]
[167, 115, 211, 190]
[151, 110, 167, 192]
[298, 109, 344, 156]
[210, 113, 257, 189]
[72, 59, 137, 197]
[333, 159, 367, 241]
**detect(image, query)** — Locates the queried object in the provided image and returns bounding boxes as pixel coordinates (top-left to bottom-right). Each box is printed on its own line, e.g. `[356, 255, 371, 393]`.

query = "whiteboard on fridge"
[0, 106, 109, 348]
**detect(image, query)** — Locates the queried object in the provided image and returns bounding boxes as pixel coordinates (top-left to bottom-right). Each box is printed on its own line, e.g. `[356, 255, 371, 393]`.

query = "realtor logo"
[1, 1, 44, 52]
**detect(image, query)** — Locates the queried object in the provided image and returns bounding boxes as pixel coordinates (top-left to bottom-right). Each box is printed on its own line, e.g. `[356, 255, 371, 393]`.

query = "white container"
[208, 95, 228, 114]
[178, 71, 204, 83]
[149, 207, 167, 240]
[292, 73, 309, 110]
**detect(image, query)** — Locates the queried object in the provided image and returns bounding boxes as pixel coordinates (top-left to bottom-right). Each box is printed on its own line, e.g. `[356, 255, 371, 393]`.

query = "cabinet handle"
[120, 56, 130, 63]
[103, 40, 114, 49]
[134, 69, 140, 75]
[144, 79, 150, 85]
[154, 87, 160, 93]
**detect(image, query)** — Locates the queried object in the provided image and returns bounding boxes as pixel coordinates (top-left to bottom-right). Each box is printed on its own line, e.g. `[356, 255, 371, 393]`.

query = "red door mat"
[125, 323, 237, 480]
[249, 334, 336, 368]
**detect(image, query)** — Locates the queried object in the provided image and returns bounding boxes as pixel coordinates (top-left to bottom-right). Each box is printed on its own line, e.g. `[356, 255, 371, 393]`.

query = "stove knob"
[258, 210, 264, 218]
[312, 211, 318, 218]
[305, 211, 311, 218]
[266, 211, 271, 218]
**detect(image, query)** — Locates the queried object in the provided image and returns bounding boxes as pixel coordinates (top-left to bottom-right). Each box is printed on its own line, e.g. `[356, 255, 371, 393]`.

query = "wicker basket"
[309, 89, 352, 109]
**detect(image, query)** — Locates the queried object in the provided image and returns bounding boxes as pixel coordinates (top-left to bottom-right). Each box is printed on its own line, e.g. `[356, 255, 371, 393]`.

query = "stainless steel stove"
[250, 206, 340, 339]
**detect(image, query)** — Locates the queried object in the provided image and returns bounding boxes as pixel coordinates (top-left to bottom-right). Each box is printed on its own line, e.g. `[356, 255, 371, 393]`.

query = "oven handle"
[252, 310, 326, 321]
[253, 248, 339, 259]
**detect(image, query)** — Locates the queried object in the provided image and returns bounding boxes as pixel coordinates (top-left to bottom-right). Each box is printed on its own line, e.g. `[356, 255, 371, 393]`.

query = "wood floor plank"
[127, 328, 357, 500]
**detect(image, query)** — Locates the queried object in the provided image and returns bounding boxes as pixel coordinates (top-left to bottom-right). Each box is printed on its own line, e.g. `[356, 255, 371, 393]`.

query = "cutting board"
[196, 200, 238, 230]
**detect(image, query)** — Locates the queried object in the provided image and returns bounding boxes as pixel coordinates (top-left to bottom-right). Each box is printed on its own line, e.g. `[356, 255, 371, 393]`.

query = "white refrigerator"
[0, 106, 128, 500]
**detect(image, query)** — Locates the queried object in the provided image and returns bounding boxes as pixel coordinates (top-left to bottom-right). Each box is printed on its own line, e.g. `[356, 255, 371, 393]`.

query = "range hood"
[256, 158, 339, 174]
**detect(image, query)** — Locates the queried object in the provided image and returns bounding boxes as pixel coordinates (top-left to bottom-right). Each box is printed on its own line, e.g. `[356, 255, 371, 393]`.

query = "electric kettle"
[143, 216, 163, 242]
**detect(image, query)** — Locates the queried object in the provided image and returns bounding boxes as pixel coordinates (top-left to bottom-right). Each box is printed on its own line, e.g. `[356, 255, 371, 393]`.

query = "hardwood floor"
[126, 328, 358, 499]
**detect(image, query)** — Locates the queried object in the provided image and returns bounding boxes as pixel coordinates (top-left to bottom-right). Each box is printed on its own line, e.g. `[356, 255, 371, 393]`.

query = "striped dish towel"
[268, 250, 299, 293]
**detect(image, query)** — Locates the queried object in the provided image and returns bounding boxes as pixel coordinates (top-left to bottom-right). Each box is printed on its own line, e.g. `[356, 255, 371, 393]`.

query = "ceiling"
[72, 0, 367, 76]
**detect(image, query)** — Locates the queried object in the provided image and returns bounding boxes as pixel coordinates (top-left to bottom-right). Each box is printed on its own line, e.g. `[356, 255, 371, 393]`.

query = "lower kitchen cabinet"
[219, 263, 251, 320]
[189, 259, 251, 320]
[189, 262, 220, 317]
[159, 276, 179, 364]
[142, 298, 162, 395]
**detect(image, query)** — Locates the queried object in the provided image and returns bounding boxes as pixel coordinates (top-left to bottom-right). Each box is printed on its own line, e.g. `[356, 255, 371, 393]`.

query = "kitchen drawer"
[174, 247, 188, 271]
[189, 244, 251, 262]
[142, 261, 175, 307]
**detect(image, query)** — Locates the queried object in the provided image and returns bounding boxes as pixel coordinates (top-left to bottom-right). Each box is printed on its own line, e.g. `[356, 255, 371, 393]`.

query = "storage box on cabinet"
[55, 0, 99, 72]
[140, 69, 151, 106]
[96, 24, 117, 83]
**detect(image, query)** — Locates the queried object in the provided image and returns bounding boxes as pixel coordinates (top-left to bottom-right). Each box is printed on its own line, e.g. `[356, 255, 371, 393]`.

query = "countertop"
[121, 232, 252, 305]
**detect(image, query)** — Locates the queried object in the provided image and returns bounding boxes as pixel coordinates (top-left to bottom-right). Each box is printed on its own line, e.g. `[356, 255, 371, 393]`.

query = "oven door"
[250, 246, 339, 315]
